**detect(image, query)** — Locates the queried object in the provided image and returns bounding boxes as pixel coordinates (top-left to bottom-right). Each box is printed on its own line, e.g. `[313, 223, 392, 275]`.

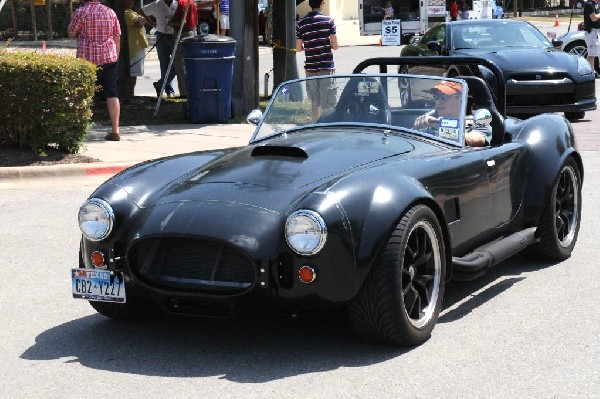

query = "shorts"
[97, 61, 118, 98]
[306, 69, 337, 110]
[129, 48, 145, 77]
[219, 14, 230, 30]
[584, 29, 600, 57]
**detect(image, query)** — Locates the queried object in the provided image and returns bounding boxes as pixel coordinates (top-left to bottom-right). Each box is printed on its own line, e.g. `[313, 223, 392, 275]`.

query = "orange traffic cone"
[554, 14, 559, 27]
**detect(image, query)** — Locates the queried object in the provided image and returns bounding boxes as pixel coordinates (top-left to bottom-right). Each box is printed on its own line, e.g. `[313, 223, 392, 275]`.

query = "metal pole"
[154, 0, 192, 117]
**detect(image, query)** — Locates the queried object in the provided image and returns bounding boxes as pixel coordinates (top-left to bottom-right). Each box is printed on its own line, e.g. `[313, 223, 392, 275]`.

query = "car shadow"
[439, 254, 558, 323]
[21, 255, 557, 382]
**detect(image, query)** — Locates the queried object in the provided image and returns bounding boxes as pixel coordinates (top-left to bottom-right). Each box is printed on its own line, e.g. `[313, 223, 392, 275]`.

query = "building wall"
[297, 0, 359, 21]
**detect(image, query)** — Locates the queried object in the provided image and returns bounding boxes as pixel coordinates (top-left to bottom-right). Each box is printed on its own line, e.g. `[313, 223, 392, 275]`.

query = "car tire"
[348, 205, 446, 346]
[398, 65, 412, 106]
[565, 111, 585, 121]
[78, 249, 157, 321]
[564, 40, 588, 58]
[524, 157, 582, 261]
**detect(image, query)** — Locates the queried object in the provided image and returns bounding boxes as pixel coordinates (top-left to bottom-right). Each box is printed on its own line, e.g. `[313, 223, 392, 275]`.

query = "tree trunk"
[272, 0, 299, 91]
[230, 0, 259, 116]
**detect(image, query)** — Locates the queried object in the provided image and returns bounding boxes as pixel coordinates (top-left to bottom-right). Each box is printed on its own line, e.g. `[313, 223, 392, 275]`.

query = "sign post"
[381, 19, 401, 46]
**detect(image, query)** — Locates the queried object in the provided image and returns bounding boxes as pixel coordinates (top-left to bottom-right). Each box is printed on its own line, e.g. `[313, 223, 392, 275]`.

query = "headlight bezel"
[285, 210, 327, 256]
[78, 198, 115, 242]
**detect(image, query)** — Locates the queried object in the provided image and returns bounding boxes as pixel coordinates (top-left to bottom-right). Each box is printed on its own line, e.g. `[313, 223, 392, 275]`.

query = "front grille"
[508, 72, 568, 81]
[131, 237, 256, 293]
[507, 92, 575, 107]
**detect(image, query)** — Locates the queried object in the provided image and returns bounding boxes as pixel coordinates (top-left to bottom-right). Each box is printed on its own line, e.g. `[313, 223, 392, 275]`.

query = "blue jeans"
[155, 32, 176, 95]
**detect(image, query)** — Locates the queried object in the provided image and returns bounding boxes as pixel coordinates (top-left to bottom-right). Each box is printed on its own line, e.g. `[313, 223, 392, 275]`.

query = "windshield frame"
[250, 73, 469, 148]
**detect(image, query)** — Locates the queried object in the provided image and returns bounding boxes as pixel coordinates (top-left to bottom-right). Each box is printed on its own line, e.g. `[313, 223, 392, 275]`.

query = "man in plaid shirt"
[68, 0, 122, 141]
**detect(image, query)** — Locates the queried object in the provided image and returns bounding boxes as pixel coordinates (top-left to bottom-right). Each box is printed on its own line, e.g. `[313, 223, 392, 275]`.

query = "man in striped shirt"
[68, 0, 121, 141]
[296, 0, 339, 122]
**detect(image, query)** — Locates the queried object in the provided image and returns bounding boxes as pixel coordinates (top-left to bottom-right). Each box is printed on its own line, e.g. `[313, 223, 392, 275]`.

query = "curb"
[0, 162, 137, 180]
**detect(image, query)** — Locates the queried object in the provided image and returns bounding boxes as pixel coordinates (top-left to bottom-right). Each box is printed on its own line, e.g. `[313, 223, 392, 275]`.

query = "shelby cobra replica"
[72, 57, 583, 346]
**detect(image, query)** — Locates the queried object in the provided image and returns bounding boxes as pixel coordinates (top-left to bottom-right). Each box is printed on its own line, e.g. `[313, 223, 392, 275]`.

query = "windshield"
[251, 74, 468, 146]
[451, 22, 553, 50]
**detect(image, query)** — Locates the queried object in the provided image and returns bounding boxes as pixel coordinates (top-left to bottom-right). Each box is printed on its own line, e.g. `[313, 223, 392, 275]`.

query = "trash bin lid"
[181, 34, 236, 44]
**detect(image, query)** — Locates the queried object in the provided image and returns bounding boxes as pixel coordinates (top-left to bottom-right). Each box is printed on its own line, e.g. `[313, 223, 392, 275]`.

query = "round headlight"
[78, 198, 114, 241]
[285, 210, 327, 256]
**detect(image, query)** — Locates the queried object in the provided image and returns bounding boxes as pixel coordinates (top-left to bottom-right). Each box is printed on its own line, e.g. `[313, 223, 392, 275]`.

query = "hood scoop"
[251, 145, 308, 159]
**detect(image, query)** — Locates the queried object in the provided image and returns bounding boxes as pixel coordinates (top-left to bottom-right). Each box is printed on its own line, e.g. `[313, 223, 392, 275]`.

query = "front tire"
[525, 157, 582, 260]
[348, 205, 446, 346]
[565, 111, 585, 121]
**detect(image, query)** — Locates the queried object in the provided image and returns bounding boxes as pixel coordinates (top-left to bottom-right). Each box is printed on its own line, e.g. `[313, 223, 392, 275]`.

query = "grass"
[92, 96, 270, 126]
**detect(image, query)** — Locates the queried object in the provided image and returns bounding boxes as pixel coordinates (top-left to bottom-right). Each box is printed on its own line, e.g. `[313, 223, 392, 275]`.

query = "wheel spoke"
[403, 284, 420, 318]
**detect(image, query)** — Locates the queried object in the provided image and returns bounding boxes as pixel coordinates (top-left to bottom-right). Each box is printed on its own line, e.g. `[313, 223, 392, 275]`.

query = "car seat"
[459, 76, 504, 145]
[325, 76, 391, 124]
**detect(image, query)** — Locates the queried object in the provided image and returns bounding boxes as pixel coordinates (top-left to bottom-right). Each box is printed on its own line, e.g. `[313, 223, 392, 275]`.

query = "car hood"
[109, 128, 416, 210]
[454, 47, 578, 74]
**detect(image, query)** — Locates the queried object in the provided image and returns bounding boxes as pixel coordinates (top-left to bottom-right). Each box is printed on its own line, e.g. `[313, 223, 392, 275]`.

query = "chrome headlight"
[285, 210, 327, 256]
[577, 55, 593, 76]
[78, 198, 114, 241]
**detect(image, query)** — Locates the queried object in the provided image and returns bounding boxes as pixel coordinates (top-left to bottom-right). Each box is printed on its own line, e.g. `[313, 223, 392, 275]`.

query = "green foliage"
[0, 49, 96, 154]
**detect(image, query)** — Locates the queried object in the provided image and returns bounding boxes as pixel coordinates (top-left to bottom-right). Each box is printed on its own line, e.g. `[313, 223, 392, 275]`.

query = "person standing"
[263, 0, 273, 44]
[218, 0, 230, 36]
[460, 0, 469, 20]
[68, 0, 121, 141]
[140, 0, 178, 97]
[450, 0, 459, 21]
[124, 0, 148, 98]
[583, 0, 600, 76]
[296, 0, 339, 122]
[172, 0, 197, 98]
[383, 0, 394, 19]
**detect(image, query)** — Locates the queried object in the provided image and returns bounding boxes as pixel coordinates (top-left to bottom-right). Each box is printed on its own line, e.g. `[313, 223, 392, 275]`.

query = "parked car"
[400, 19, 596, 121]
[72, 56, 583, 346]
[559, 21, 600, 71]
[197, 1, 217, 35]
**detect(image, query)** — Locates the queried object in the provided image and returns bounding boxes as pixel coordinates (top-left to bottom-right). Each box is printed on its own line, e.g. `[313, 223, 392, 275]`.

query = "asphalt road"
[1, 120, 600, 398]
[2, 29, 600, 397]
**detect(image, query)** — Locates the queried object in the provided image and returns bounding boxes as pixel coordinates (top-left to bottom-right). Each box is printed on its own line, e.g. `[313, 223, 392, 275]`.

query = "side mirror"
[426, 41, 442, 54]
[552, 38, 563, 48]
[247, 109, 263, 125]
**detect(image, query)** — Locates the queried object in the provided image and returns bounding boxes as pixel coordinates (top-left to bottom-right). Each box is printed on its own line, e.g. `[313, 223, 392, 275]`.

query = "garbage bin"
[181, 34, 236, 123]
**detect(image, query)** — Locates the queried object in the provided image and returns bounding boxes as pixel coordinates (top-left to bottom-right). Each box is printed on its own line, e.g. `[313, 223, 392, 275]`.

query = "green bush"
[0, 49, 96, 154]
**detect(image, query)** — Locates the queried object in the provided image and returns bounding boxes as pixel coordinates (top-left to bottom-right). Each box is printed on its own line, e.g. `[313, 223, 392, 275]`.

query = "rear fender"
[508, 114, 582, 226]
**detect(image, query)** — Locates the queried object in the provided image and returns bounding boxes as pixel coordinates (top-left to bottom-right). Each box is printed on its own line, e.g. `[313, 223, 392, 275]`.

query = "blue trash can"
[181, 34, 236, 123]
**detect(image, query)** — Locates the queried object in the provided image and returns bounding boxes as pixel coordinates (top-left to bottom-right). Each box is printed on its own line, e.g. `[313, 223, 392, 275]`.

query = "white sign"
[381, 19, 401, 46]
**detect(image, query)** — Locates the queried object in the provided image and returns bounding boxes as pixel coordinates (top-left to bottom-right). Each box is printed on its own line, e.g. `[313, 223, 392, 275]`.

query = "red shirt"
[68, 0, 121, 65]
[172, 0, 198, 31]
[451, 2, 459, 18]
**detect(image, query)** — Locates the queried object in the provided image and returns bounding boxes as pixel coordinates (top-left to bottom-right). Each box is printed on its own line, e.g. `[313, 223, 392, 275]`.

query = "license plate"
[71, 268, 126, 303]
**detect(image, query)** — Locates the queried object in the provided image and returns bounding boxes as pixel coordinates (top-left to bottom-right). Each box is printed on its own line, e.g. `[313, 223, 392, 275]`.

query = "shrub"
[0, 49, 96, 154]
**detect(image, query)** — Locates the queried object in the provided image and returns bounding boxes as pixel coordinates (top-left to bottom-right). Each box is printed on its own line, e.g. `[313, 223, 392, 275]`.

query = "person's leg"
[174, 30, 196, 97]
[106, 97, 120, 135]
[155, 33, 176, 95]
[100, 62, 121, 140]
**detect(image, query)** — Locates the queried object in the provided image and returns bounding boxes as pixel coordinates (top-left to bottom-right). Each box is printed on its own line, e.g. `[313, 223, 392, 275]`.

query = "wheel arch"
[347, 187, 453, 289]
[510, 114, 583, 227]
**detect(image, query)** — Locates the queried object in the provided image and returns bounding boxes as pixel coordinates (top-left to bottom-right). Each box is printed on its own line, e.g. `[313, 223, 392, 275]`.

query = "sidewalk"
[0, 123, 256, 180]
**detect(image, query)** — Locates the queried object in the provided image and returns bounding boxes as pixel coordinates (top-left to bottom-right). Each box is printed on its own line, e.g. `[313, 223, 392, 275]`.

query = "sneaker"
[595, 72, 600, 79]
[104, 132, 121, 141]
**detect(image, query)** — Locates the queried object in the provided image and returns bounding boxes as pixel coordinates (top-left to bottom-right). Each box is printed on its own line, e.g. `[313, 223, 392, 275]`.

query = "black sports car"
[400, 19, 596, 121]
[72, 56, 583, 346]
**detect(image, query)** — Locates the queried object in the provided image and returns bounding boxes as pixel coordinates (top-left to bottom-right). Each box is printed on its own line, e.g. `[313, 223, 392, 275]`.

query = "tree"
[272, 0, 301, 89]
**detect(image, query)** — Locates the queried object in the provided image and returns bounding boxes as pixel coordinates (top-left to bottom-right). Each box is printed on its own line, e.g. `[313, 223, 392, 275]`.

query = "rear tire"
[348, 205, 446, 346]
[524, 157, 581, 260]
